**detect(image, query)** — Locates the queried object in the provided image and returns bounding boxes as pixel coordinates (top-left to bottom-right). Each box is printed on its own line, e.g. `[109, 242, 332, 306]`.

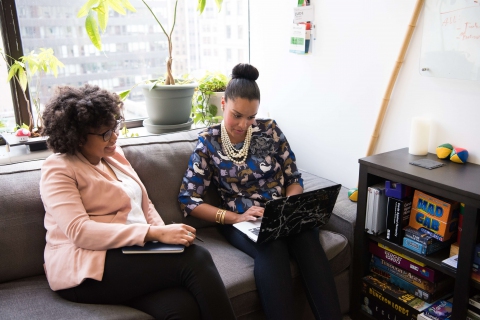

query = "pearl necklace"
[220, 121, 252, 165]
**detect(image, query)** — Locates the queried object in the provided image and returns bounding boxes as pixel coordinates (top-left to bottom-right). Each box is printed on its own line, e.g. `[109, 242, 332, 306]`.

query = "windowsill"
[0, 123, 207, 166]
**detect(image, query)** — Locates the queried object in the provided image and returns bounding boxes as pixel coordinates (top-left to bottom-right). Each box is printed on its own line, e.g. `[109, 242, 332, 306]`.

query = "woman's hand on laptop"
[236, 206, 264, 223]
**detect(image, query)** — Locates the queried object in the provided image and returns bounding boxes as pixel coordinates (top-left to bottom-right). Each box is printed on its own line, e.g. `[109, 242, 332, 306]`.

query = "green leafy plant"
[78, 0, 223, 88]
[120, 126, 139, 138]
[13, 123, 29, 132]
[1, 48, 64, 136]
[191, 71, 228, 125]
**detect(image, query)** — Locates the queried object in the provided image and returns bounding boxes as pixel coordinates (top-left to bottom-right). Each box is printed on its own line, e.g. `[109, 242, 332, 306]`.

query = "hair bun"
[231, 63, 259, 81]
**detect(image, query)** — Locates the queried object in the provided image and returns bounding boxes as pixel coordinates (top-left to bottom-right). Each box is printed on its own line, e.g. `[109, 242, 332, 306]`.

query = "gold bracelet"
[221, 210, 226, 225]
[216, 209, 226, 224]
[215, 209, 224, 224]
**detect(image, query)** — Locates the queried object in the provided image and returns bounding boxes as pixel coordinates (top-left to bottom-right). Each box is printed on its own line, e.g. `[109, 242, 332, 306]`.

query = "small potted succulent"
[191, 71, 228, 126]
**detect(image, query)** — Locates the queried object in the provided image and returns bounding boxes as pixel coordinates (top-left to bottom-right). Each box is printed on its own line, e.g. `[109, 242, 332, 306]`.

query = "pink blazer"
[40, 147, 164, 291]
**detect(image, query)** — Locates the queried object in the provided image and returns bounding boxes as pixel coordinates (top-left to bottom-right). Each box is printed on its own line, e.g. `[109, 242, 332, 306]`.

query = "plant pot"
[25, 139, 48, 151]
[208, 92, 224, 117]
[140, 82, 197, 126]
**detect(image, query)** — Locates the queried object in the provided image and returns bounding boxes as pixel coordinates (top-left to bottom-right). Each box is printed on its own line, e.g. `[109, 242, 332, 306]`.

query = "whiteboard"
[420, 0, 480, 81]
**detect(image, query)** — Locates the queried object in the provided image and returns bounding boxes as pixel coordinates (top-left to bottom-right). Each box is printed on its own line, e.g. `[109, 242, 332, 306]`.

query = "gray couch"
[0, 128, 357, 319]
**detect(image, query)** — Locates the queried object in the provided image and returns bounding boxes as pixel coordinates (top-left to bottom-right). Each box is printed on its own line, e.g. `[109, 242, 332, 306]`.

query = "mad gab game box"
[408, 190, 459, 242]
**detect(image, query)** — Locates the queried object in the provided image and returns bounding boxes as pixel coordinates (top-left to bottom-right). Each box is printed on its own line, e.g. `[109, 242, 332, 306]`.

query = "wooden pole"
[365, 0, 424, 157]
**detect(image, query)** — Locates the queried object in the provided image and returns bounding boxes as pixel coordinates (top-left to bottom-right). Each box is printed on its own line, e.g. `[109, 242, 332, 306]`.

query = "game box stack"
[369, 241, 453, 303]
[361, 274, 433, 320]
[403, 226, 453, 256]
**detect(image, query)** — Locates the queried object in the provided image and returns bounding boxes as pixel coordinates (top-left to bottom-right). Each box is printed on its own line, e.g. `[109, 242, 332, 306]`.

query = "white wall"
[249, 1, 480, 189]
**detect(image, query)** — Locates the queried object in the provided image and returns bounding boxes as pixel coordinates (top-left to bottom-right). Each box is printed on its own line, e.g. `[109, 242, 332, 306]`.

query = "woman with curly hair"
[40, 84, 235, 320]
[179, 64, 342, 319]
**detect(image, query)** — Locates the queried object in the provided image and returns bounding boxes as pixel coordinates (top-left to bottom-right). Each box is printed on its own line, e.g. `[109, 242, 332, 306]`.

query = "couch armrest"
[300, 170, 357, 247]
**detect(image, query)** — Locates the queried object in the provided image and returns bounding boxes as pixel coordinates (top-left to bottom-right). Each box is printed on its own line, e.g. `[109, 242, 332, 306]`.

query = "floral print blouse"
[178, 119, 303, 216]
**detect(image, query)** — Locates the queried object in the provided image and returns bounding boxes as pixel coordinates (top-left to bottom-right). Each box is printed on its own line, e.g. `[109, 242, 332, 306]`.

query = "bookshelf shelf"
[351, 148, 480, 320]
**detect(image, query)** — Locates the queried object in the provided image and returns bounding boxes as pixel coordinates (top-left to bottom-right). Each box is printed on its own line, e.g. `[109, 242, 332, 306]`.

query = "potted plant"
[191, 71, 228, 126]
[77, 0, 223, 128]
[1, 48, 64, 146]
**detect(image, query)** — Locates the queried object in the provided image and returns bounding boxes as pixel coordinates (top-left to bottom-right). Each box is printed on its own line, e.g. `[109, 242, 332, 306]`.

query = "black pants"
[57, 245, 236, 320]
[220, 226, 342, 320]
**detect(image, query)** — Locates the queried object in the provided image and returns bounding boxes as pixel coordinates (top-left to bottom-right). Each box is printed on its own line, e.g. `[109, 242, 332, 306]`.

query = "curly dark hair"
[41, 84, 123, 155]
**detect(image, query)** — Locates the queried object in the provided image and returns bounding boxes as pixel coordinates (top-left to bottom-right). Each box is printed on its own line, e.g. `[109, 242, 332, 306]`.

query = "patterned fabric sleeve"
[272, 121, 304, 189]
[178, 136, 214, 217]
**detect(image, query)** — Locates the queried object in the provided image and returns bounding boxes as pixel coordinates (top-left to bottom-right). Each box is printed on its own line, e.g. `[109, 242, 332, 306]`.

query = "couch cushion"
[196, 226, 350, 312]
[0, 275, 153, 320]
[0, 160, 46, 284]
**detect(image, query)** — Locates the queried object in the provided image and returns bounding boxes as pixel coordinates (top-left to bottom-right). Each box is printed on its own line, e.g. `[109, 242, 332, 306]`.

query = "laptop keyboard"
[249, 227, 261, 236]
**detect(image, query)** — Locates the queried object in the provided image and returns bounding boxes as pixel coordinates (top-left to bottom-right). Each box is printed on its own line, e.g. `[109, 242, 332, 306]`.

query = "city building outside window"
[1, 0, 250, 128]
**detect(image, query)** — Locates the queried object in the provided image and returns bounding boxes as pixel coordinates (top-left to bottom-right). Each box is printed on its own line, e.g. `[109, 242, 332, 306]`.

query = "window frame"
[0, 0, 31, 127]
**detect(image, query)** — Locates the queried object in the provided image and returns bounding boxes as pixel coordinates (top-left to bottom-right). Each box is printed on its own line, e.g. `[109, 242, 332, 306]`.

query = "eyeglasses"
[88, 119, 123, 142]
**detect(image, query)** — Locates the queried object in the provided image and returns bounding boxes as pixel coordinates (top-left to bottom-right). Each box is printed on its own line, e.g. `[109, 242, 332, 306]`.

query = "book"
[473, 243, 480, 265]
[362, 274, 432, 320]
[417, 227, 452, 242]
[402, 237, 451, 256]
[418, 299, 453, 319]
[365, 182, 388, 235]
[404, 226, 435, 246]
[361, 286, 414, 320]
[469, 294, 480, 313]
[468, 309, 480, 320]
[122, 241, 185, 254]
[378, 242, 426, 266]
[369, 255, 453, 302]
[409, 190, 459, 242]
[386, 197, 412, 245]
[369, 241, 444, 282]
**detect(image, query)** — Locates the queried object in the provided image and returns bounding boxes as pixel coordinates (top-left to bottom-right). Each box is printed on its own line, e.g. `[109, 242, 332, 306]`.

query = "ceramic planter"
[208, 92, 224, 117]
[140, 82, 197, 126]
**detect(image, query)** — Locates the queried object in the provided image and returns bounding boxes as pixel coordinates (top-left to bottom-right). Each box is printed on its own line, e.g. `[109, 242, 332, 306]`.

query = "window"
[0, 34, 15, 131]
[1, 0, 250, 126]
[226, 48, 232, 62]
[226, 26, 231, 39]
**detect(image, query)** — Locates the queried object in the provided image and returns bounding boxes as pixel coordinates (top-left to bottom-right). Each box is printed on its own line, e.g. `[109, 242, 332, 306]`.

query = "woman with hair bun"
[40, 84, 235, 320]
[179, 63, 342, 319]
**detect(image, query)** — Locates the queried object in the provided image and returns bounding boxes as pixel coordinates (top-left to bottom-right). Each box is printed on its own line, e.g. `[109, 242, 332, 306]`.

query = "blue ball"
[450, 147, 468, 164]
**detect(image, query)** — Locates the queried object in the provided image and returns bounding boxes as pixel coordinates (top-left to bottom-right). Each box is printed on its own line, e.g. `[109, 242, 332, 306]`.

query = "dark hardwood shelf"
[351, 148, 480, 320]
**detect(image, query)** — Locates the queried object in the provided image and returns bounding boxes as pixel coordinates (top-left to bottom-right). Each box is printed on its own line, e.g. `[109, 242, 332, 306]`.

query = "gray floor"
[343, 316, 352, 320]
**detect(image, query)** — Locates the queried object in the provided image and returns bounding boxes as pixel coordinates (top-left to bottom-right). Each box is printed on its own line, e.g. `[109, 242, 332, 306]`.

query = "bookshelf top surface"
[359, 148, 480, 202]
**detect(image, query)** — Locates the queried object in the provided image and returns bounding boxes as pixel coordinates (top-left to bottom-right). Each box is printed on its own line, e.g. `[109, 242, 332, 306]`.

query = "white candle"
[408, 117, 430, 155]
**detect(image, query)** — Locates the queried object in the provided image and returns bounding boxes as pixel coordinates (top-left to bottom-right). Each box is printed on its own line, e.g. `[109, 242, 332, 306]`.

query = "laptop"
[233, 184, 341, 244]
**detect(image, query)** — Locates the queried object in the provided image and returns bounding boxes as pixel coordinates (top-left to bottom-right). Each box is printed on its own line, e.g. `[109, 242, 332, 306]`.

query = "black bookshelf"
[351, 148, 480, 320]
